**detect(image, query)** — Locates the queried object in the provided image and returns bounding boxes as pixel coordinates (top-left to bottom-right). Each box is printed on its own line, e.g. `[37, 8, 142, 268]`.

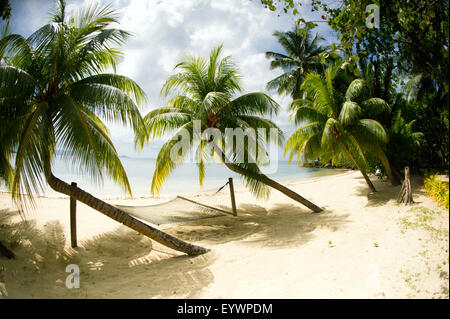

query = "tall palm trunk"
[389, 164, 403, 186]
[387, 165, 402, 186]
[45, 170, 209, 256]
[378, 151, 402, 186]
[210, 141, 323, 213]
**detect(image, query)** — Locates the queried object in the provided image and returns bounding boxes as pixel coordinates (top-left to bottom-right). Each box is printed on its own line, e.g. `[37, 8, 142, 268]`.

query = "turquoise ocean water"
[40, 156, 341, 198]
[0, 156, 343, 198]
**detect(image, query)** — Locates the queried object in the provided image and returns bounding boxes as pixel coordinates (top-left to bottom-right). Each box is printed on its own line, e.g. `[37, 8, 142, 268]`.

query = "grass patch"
[400, 207, 448, 240]
[400, 206, 449, 240]
[398, 207, 449, 298]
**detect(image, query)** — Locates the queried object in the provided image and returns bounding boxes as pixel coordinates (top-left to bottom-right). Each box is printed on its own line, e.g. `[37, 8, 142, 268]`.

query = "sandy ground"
[0, 170, 448, 299]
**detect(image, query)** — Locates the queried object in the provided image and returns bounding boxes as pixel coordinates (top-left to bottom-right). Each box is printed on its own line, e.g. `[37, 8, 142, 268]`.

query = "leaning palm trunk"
[342, 145, 377, 192]
[210, 142, 322, 212]
[45, 171, 209, 256]
[358, 168, 377, 193]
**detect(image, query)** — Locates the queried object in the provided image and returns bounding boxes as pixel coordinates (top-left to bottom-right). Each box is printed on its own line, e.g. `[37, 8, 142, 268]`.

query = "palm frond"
[352, 119, 389, 144]
[74, 73, 147, 105]
[229, 92, 279, 117]
[340, 132, 369, 172]
[0, 65, 37, 99]
[288, 101, 328, 125]
[11, 103, 52, 208]
[360, 97, 390, 116]
[68, 81, 144, 133]
[320, 117, 340, 149]
[150, 122, 193, 196]
[265, 27, 328, 99]
[284, 122, 323, 162]
[301, 72, 335, 117]
[53, 94, 132, 195]
[345, 79, 365, 101]
[140, 107, 191, 140]
[339, 101, 361, 126]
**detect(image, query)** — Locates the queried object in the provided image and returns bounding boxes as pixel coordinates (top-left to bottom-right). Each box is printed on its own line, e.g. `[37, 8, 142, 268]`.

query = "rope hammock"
[114, 181, 233, 226]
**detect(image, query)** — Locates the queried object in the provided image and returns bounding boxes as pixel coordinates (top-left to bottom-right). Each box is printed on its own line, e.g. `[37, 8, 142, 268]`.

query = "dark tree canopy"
[261, 0, 449, 170]
[0, 0, 10, 20]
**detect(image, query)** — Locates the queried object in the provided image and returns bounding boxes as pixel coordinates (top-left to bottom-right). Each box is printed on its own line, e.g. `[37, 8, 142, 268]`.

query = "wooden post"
[70, 182, 77, 248]
[397, 166, 414, 205]
[228, 177, 237, 216]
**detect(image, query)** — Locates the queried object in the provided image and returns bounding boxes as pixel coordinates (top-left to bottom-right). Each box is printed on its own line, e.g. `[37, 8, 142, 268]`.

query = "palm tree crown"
[285, 62, 392, 192]
[137, 45, 284, 199]
[0, 0, 147, 206]
[265, 26, 329, 99]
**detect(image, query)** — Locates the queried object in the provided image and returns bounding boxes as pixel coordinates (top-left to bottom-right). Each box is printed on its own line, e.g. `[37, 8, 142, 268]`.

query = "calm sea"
[46, 157, 338, 197]
[2, 156, 343, 198]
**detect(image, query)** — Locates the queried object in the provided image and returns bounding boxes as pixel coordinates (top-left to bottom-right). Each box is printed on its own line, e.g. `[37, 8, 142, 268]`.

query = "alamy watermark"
[168, 120, 280, 174]
[366, 4, 380, 29]
[65, 264, 80, 289]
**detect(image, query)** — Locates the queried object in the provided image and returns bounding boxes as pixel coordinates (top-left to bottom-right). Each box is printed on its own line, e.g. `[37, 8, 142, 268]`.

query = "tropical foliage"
[285, 62, 392, 192]
[265, 26, 329, 99]
[0, 0, 211, 256]
[0, 0, 10, 20]
[261, 0, 449, 172]
[137, 45, 284, 199]
[424, 174, 449, 210]
[321, 0, 449, 170]
[0, 0, 147, 206]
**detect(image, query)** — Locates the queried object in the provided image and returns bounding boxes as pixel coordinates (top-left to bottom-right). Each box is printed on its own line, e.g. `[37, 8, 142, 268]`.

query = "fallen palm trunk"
[210, 141, 323, 213]
[45, 171, 209, 256]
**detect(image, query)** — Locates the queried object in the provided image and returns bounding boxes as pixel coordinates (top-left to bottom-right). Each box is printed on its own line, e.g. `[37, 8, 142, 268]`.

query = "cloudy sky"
[8, 0, 335, 159]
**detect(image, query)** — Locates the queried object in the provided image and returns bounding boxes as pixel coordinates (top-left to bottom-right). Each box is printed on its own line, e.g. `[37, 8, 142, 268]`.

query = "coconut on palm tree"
[0, 0, 208, 255]
[265, 26, 330, 100]
[136, 45, 322, 212]
[285, 62, 394, 192]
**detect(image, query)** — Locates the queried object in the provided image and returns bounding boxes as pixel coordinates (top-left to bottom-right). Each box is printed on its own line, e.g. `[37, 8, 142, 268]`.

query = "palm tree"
[0, 0, 208, 255]
[137, 45, 322, 212]
[265, 26, 329, 99]
[354, 57, 404, 185]
[0, 20, 16, 186]
[285, 63, 394, 192]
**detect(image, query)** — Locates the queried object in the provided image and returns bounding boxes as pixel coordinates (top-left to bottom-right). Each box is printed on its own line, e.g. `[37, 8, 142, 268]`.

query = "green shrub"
[367, 155, 387, 179]
[424, 174, 449, 209]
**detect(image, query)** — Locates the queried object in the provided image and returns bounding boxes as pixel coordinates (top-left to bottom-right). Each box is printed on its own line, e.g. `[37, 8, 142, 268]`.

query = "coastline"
[0, 167, 350, 201]
[0, 170, 448, 298]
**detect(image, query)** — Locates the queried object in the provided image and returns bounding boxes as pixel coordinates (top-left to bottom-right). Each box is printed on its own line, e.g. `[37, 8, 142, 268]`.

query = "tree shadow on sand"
[0, 209, 78, 298]
[168, 203, 350, 249]
[0, 209, 215, 298]
[1, 201, 349, 298]
[75, 229, 216, 298]
[354, 174, 427, 208]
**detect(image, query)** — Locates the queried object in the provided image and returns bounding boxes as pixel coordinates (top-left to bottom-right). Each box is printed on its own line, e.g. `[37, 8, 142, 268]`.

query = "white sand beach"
[0, 170, 448, 299]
